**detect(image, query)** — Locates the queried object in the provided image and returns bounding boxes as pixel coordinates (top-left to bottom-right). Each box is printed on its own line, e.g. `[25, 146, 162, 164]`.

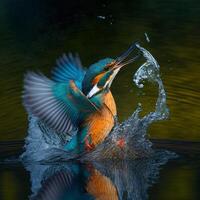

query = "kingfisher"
[23, 43, 139, 153]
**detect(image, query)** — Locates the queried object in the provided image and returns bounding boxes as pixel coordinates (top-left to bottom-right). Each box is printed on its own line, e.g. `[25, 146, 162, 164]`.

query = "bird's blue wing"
[23, 72, 79, 134]
[51, 53, 86, 89]
[23, 72, 98, 135]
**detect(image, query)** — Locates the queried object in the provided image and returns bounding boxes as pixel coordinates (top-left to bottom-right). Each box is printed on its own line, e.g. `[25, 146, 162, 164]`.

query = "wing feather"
[23, 72, 100, 135]
[52, 53, 85, 87]
[23, 72, 78, 134]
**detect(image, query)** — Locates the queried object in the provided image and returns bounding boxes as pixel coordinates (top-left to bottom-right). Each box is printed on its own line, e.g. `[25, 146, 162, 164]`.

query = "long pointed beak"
[104, 42, 140, 88]
[87, 43, 141, 98]
[114, 42, 140, 69]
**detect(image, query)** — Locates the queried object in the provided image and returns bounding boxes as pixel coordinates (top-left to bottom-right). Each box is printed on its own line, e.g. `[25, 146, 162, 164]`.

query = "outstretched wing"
[23, 72, 98, 135]
[23, 72, 78, 134]
[52, 53, 86, 89]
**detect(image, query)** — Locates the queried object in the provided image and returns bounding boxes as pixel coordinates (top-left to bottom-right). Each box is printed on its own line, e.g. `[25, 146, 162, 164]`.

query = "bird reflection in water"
[24, 151, 176, 200]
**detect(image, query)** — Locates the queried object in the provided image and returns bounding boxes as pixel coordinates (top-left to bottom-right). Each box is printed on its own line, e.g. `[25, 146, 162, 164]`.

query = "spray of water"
[21, 44, 169, 162]
[83, 43, 169, 160]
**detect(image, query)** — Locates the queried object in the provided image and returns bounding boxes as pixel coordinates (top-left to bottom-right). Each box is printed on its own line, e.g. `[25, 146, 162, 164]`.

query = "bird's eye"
[104, 65, 110, 71]
[104, 62, 115, 71]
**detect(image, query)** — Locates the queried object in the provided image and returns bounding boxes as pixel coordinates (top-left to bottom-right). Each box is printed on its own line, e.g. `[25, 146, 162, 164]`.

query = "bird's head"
[82, 43, 139, 98]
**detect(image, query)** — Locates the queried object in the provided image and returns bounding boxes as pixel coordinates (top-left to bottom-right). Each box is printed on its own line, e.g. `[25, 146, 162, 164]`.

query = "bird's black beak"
[87, 43, 140, 98]
[103, 42, 141, 89]
[114, 42, 140, 69]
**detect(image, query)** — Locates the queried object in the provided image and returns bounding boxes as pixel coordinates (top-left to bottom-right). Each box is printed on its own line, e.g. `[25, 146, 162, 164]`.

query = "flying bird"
[23, 43, 139, 153]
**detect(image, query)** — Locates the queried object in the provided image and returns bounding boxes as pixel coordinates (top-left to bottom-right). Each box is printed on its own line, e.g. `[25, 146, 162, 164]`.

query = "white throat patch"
[87, 84, 100, 98]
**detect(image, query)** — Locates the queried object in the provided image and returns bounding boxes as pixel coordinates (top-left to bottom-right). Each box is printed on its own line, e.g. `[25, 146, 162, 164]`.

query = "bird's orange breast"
[103, 90, 117, 116]
[83, 104, 114, 148]
[80, 90, 116, 150]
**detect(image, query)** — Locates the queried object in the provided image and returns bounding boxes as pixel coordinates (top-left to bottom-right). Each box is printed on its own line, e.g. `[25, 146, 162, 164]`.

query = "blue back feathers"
[52, 53, 85, 90]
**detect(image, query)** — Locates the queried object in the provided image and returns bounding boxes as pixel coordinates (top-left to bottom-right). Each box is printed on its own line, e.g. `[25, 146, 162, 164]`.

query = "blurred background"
[0, 0, 199, 141]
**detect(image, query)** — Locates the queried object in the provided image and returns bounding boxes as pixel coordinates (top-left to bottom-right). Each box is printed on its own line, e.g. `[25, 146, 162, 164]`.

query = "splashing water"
[21, 44, 169, 162]
[83, 43, 169, 160]
[134, 43, 169, 123]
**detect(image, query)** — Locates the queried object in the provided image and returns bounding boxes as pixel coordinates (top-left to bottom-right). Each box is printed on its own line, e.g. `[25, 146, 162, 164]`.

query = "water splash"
[144, 32, 150, 43]
[134, 43, 169, 123]
[21, 44, 170, 162]
[84, 44, 169, 160]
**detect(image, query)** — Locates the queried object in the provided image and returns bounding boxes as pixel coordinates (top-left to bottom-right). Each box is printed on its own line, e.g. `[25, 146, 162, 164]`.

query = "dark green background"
[0, 0, 199, 141]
